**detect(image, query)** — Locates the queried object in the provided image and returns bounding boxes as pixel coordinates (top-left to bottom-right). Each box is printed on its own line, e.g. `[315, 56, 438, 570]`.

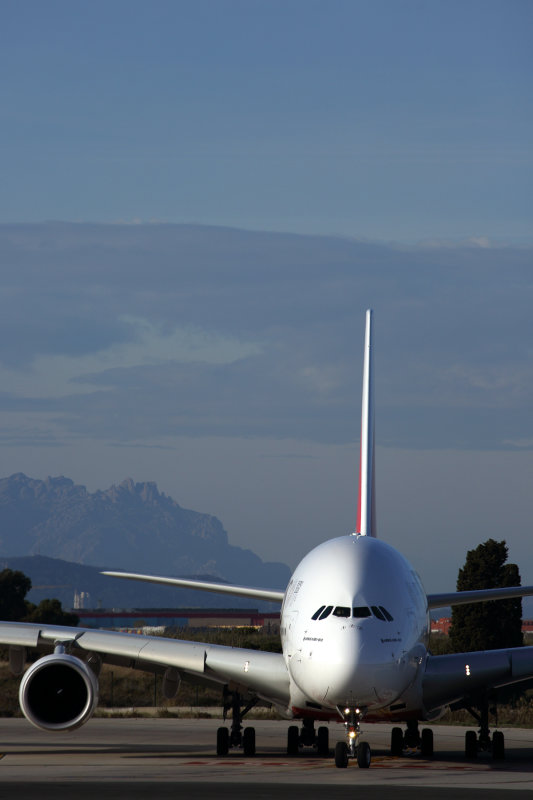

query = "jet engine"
[19, 653, 99, 732]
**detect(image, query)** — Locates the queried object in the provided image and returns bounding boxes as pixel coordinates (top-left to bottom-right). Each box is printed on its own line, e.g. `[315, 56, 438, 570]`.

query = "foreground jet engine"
[19, 653, 98, 731]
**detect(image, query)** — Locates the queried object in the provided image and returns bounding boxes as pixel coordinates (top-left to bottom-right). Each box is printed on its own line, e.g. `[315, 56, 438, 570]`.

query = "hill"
[0, 554, 277, 609]
[0, 474, 290, 607]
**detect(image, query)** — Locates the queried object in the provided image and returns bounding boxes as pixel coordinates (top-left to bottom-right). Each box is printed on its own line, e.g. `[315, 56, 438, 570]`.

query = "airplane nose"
[289, 635, 403, 709]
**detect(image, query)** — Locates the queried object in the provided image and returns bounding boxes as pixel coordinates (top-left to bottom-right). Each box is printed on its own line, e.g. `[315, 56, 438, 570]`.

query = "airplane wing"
[101, 570, 286, 603]
[0, 620, 290, 728]
[427, 585, 533, 609]
[423, 645, 533, 712]
[104, 571, 533, 609]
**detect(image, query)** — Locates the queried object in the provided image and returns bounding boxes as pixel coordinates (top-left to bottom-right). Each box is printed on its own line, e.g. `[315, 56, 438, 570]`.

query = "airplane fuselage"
[280, 534, 429, 720]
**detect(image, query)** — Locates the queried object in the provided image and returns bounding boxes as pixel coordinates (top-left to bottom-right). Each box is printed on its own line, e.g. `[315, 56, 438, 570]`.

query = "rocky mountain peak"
[0, 473, 290, 590]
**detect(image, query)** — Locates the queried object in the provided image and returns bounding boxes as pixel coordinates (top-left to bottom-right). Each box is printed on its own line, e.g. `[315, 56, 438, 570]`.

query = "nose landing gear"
[335, 707, 371, 768]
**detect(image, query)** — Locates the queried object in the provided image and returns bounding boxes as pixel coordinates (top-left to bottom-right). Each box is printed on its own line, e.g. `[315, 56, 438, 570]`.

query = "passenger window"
[312, 606, 326, 620]
[353, 606, 372, 618]
[380, 606, 394, 621]
[319, 605, 333, 620]
[371, 605, 386, 621]
[333, 606, 351, 618]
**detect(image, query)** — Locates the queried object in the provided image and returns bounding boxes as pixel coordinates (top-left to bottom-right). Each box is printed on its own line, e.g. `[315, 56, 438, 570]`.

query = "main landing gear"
[390, 721, 434, 757]
[216, 688, 258, 756]
[287, 719, 330, 757]
[334, 707, 371, 768]
[463, 698, 505, 760]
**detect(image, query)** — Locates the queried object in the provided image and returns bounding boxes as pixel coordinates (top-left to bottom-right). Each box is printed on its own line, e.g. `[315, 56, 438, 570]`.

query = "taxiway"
[0, 718, 532, 799]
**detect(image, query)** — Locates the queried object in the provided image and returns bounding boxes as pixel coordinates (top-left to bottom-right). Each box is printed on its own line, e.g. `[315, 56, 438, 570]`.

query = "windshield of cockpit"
[311, 605, 394, 621]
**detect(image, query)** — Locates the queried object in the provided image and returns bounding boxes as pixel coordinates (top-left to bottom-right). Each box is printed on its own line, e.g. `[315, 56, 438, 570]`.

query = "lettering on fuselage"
[285, 579, 304, 611]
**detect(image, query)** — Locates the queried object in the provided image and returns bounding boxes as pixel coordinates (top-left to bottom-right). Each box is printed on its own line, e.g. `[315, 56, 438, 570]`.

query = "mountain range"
[0, 473, 290, 608]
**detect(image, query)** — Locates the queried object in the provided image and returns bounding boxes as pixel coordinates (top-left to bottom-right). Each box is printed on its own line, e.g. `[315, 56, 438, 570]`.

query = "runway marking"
[178, 756, 492, 771]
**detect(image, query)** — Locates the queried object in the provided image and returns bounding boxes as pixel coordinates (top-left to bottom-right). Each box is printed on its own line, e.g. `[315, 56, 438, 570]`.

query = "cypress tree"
[449, 539, 523, 652]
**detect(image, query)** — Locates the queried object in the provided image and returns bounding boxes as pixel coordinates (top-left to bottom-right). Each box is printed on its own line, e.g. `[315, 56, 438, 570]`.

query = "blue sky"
[2, 0, 532, 241]
[1, 2, 532, 595]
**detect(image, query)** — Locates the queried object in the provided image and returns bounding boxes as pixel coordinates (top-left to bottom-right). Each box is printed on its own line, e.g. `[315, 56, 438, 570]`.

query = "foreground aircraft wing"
[423, 645, 533, 712]
[0, 620, 290, 705]
[427, 585, 533, 609]
[101, 571, 285, 603]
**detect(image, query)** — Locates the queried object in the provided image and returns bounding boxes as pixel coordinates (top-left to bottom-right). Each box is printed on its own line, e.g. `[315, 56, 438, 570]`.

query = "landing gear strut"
[390, 722, 433, 757]
[463, 696, 505, 760]
[334, 707, 371, 768]
[216, 688, 257, 756]
[286, 719, 330, 756]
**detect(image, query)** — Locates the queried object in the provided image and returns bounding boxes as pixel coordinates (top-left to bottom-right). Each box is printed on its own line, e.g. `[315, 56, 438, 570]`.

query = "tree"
[0, 568, 78, 626]
[449, 539, 523, 653]
[24, 598, 79, 626]
[0, 569, 32, 620]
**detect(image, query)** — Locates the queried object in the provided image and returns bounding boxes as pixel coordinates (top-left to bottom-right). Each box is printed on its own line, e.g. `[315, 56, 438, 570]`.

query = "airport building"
[75, 607, 280, 631]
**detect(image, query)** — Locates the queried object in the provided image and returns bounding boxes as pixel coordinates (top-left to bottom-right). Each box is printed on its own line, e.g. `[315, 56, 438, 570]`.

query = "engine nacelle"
[19, 653, 99, 732]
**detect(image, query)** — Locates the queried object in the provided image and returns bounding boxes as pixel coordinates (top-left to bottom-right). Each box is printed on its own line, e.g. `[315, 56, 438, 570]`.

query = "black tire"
[217, 726, 229, 756]
[357, 740, 371, 768]
[465, 730, 477, 759]
[243, 726, 256, 757]
[421, 728, 433, 758]
[317, 726, 329, 757]
[391, 726, 403, 756]
[492, 730, 505, 760]
[287, 725, 299, 756]
[335, 740, 349, 768]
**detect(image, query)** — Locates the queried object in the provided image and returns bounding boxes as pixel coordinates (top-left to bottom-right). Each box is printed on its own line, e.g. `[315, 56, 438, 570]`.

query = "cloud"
[0, 316, 261, 399]
[0, 222, 532, 451]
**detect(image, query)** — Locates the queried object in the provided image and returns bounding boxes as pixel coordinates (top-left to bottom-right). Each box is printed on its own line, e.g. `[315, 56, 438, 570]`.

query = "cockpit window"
[333, 606, 351, 618]
[312, 604, 393, 621]
[353, 606, 372, 618]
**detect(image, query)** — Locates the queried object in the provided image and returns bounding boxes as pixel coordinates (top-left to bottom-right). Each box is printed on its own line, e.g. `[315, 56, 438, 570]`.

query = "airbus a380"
[2, 309, 533, 769]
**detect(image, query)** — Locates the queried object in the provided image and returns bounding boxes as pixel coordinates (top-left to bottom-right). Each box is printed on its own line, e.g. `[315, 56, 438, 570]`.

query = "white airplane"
[1, 309, 533, 768]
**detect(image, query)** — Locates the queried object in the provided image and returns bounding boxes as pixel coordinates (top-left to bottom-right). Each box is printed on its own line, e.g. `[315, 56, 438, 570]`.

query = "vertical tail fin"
[355, 309, 376, 537]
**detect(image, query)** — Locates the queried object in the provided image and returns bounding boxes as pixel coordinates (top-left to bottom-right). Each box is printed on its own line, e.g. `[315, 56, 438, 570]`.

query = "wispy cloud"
[0, 222, 532, 450]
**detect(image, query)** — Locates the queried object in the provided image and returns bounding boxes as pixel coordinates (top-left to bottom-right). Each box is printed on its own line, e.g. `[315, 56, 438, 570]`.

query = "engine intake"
[19, 653, 98, 732]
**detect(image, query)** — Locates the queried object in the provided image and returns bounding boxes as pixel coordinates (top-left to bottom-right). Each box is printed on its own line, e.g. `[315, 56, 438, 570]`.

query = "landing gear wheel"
[243, 726, 256, 756]
[404, 720, 420, 748]
[317, 726, 329, 757]
[335, 740, 349, 768]
[492, 730, 505, 760]
[217, 726, 229, 756]
[421, 728, 433, 758]
[357, 741, 371, 768]
[287, 725, 299, 756]
[465, 730, 477, 759]
[391, 726, 404, 756]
